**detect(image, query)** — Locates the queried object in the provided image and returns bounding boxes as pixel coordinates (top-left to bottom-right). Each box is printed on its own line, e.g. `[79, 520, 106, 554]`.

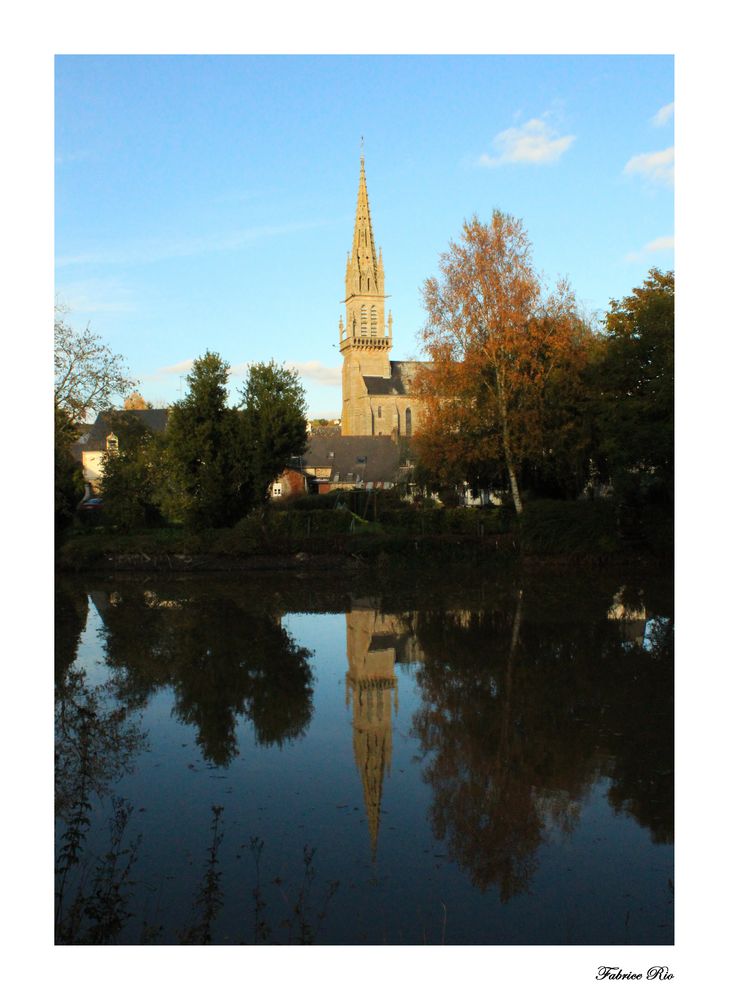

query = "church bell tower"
[339, 156, 393, 435]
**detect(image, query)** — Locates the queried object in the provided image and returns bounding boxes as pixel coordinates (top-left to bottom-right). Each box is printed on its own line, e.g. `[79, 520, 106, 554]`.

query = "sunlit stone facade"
[339, 158, 425, 437]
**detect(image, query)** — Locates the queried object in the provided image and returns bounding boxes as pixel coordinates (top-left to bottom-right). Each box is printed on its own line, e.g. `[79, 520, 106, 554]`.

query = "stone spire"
[347, 156, 380, 296]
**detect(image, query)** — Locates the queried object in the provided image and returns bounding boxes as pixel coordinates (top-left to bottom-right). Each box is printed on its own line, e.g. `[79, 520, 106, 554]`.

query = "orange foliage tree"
[415, 211, 593, 514]
[123, 391, 152, 410]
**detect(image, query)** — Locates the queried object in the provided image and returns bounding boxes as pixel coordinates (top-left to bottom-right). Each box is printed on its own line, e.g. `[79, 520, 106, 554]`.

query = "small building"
[269, 465, 314, 500]
[74, 409, 169, 488]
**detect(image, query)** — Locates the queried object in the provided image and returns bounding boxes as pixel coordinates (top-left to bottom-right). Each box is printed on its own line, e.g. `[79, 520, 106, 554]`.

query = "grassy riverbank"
[56, 498, 671, 572]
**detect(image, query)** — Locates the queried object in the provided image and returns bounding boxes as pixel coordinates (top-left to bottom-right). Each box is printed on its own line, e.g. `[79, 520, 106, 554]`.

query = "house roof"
[81, 409, 170, 451]
[302, 433, 407, 484]
[362, 360, 429, 397]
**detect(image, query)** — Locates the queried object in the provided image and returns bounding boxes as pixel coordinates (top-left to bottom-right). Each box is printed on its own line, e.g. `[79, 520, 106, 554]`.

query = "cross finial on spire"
[360, 135, 365, 163]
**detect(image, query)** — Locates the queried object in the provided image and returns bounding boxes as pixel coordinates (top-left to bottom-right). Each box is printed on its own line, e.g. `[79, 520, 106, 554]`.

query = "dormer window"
[106, 433, 119, 453]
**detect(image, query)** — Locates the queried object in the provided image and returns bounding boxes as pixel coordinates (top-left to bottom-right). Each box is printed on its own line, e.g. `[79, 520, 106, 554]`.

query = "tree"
[240, 361, 308, 507]
[591, 269, 674, 503]
[54, 401, 85, 533]
[165, 352, 251, 529]
[416, 212, 592, 514]
[54, 308, 135, 423]
[123, 391, 152, 410]
[100, 412, 163, 531]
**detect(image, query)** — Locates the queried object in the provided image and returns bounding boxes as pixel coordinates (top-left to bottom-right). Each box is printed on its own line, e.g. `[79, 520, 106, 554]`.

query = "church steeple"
[339, 155, 393, 434]
[347, 156, 380, 296]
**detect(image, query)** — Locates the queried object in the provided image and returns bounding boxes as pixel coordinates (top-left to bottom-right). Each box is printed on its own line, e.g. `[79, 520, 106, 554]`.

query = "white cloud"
[652, 103, 674, 127]
[157, 359, 195, 375]
[479, 117, 575, 167]
[623, 146, 674, 187]
[286, 360, 341, 386]
[625, 234, 674, 262]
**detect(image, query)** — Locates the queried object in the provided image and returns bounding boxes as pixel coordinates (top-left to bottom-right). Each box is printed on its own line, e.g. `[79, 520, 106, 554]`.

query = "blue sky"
[55, 55, 674, 417]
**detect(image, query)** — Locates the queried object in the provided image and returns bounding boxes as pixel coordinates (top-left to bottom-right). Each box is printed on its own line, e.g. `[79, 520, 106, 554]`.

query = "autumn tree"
[416, 211, 593, 513]
[54, 307, 136, 423]
[123, 391, 152, 410]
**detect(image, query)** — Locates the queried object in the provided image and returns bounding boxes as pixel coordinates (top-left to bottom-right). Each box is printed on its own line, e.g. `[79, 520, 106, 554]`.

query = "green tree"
[100, 412, 163, 531]
[54, 401, 85, 534]
[166, 352, 251, 529]
[240, 361, 308, 507]
[592, 269, 674, 503]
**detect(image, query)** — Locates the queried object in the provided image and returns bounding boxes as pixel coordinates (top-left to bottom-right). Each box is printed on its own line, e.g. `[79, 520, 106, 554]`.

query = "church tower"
[339, 156, 393, 435]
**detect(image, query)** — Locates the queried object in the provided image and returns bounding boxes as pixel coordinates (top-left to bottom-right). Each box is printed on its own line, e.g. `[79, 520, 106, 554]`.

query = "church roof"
[362, 360, 429, 397]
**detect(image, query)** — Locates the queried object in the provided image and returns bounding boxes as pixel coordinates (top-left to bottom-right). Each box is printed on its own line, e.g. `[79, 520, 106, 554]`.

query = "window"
[377, 405, 382, 418]
[360, 304, 368, 337]
[371, 306, 377, 336]
[272, 483, 283, 497]
[405, 408, 412, 436]
[106, 433, 119, 453]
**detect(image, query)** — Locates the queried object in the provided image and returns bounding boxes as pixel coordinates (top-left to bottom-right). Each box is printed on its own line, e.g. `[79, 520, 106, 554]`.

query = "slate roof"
[302, 432, 408, 485]
[81, 409, 170, 450]
[362, 360, 429, 397]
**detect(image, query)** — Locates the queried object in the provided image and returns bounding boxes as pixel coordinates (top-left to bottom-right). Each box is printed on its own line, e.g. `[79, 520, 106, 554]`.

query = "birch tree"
[416, 211, 589, 514]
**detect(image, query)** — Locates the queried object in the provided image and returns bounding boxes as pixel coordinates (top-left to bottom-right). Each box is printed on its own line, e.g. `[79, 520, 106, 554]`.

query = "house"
[74, 409, 169, 488]
[301, 429, 410, 493]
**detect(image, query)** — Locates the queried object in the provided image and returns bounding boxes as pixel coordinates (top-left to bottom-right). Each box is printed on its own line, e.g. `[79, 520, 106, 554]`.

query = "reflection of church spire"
[345, 607, 398, 861]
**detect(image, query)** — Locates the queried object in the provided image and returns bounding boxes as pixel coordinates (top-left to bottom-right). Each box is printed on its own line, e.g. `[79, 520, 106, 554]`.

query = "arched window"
[405, 408, 412, 436]
[370, 306, 377, 336]
[360, 305, 368, 337]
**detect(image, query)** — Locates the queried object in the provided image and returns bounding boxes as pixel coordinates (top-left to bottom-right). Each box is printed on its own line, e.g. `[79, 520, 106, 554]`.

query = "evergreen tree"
[54, 401, 84, 535]
[100, 412, 163, 531]
[592, 269, 674, 503]
[166, 352, 251, 529]
[240, 361, 308, 506]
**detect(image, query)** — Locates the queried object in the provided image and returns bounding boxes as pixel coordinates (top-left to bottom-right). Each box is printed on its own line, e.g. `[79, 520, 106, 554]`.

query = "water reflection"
[92, 584, 314, 764]
[55, 568, 673, 944]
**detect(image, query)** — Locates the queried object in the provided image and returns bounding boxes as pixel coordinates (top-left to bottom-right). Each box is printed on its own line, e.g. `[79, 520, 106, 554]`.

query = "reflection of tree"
[96, 582, 314, 766]
[604, 615, 674, 843]
[412, 574, 674, 899]
[55, 582, 146, 820]
[55, 578, 89, 689]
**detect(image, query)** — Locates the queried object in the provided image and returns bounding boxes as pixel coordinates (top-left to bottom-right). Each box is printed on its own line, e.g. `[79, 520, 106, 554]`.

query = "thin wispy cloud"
[56, 220, 331, 269]
[479, 116, 576, 167]
[157, 359, 195, 375]
[148, 358, 340, 388]
[230, 360, 341, 386]
[286, 361, 341, 386]
[623, 146, 674, 187]
[55, 278, 135, 314]
[651, 103, 674, 127]
[625, 235, 674, 262]
[55, 149, 92, 166]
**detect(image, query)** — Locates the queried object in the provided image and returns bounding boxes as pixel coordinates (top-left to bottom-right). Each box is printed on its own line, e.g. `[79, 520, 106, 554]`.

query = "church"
[339, 156, 425, 438]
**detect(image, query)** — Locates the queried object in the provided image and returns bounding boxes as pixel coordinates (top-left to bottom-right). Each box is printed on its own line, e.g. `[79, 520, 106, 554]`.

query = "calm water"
[55, 565, 673, 945]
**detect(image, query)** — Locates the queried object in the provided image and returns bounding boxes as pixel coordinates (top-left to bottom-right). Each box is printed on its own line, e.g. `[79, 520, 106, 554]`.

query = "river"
[55, 564, 673, 945]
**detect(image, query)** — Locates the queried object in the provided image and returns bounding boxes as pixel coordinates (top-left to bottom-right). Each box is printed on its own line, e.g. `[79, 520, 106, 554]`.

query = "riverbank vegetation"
[55, 226, 672, 565]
